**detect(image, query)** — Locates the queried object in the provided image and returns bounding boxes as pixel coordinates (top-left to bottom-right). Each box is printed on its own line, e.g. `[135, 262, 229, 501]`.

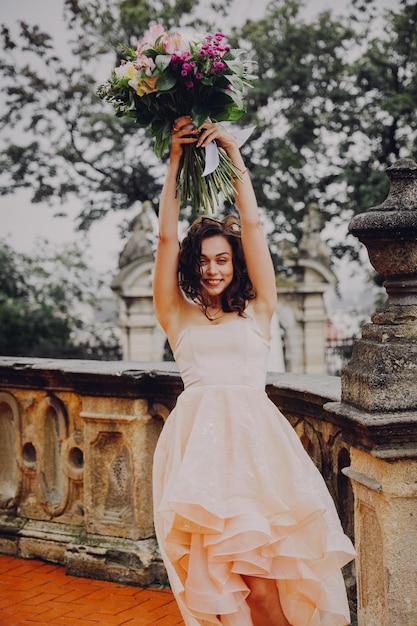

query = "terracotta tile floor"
[0, 555, 184, 626]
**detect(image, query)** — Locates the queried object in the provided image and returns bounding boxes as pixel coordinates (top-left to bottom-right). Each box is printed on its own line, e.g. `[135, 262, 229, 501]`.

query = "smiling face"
[199, 235, 234, 301]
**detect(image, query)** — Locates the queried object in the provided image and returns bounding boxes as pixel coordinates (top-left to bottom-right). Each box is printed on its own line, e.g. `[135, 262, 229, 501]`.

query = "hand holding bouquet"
[97, 24, 255, 214]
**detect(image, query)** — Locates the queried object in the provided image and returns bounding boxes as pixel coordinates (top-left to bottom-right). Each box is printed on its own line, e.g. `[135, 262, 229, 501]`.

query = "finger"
[171, 127, 196, 140]
[199, 120, 218, 133]
[171, 129, 198, 146]
[172, 126, 198, 139]
[197, 125, 218, 147]
[172, 115, 193, 131]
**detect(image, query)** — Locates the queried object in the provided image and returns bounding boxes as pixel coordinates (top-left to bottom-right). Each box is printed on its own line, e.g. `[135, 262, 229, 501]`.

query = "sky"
[1, 0, 397, 312]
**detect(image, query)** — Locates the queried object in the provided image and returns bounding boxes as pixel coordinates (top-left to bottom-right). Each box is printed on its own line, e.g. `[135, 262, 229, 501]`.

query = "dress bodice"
[173, 317, 270, 390]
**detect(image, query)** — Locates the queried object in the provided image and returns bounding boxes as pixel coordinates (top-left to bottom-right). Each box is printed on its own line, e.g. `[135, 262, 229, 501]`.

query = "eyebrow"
[200, 251, 231, 258]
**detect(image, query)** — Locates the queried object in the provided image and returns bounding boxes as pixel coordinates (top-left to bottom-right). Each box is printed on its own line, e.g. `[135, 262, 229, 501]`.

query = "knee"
[243, 576, 291, 626]
[245, 579, 276, 611]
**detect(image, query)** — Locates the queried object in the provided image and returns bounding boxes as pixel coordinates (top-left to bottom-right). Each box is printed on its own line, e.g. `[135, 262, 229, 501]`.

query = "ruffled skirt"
[153, 385, 355, 626]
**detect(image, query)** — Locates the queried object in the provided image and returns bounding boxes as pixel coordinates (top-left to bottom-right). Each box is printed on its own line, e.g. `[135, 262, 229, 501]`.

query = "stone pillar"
[65, 394, 165, 585]
[111, 205, 167, 362]
[111, 256, 166, 361]
[325, 159, 417, 626]
[81, 395, 160, 540]
[276, 203, 336, 375]
[277, 259, 336, 375]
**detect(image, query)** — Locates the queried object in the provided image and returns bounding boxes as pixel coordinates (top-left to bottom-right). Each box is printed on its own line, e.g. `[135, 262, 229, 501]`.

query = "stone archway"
[111, 255, 166, 361]
[277, 258, 337, 374]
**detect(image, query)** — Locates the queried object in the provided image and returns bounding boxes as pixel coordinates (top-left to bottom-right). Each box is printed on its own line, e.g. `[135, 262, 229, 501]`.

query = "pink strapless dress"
[153, 318, 355, 626]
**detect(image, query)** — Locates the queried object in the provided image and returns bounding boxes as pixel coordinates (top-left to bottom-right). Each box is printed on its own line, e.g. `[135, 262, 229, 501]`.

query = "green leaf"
[156, 71, 177, 92]
[212, 104, 246, 122]
[221, 88, 244, 110]
[152, 120, 171, 157]
[223, 48, 245, 60]
[200, 77, 215, 86]
[155, 54, 171, 73]
[226, 74, 245, 92]
[191, 105, 211, 127]
[210, 90, 235, 104]
[225, 58, 245, 77]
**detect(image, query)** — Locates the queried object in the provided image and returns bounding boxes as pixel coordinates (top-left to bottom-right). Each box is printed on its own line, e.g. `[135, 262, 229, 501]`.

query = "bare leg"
[241, 576, 291, 626]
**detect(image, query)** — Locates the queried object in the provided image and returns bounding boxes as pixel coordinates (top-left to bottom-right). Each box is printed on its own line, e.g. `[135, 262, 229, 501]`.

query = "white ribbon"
[202, 126, 256, 177]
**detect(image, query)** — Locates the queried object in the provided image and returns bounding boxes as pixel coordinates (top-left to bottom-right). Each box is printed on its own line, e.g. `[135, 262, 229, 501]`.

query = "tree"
[238, 0, 417, 261]
[1, 0, 416, 265]
[0, 239, 121, 359]
[236, 0, 359, 259]
[341, 1, 417, 223]
[0, 0, 232, 230]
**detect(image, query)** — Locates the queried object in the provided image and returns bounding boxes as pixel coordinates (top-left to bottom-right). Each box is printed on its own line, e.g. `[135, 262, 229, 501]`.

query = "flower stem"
[177, 145, 242, 214]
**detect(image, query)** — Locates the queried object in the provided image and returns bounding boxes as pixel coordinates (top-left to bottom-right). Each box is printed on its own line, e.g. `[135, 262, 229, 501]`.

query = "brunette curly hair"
[178, 215, 255, 315]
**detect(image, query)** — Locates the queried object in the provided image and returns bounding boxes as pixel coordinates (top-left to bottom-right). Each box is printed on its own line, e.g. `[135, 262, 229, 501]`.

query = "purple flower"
[186, 80, 194, 88]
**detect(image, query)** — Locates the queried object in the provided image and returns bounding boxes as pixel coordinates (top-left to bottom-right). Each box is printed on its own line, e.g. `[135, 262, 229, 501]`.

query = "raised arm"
[152, 116, 198, 335]
[197, 123, 277, 323]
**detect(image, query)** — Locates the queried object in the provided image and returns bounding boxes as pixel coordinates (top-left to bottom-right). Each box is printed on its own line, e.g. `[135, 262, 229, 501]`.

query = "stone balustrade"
[0, 359, 356, 615]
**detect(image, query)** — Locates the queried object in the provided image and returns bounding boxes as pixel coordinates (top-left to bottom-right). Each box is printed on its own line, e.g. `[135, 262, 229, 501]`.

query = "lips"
[205, 279, 222, 287]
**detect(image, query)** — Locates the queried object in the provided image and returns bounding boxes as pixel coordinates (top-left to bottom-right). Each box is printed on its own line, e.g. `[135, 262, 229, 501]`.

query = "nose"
[206, 261, 217, 275]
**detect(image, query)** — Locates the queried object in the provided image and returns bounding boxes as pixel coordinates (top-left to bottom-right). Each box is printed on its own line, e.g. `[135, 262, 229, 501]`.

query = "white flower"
[114, 61, 136, 80]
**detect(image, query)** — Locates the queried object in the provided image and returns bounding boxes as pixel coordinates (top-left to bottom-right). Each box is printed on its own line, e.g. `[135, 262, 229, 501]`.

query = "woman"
[152, 116, 355, 626]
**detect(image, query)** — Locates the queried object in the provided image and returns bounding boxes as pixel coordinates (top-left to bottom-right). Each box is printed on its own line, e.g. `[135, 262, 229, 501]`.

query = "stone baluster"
[325, 158, 417, 626]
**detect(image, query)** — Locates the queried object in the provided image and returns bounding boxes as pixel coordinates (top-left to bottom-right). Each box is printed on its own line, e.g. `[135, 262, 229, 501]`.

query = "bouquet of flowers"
[97, 24, 255, 214]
